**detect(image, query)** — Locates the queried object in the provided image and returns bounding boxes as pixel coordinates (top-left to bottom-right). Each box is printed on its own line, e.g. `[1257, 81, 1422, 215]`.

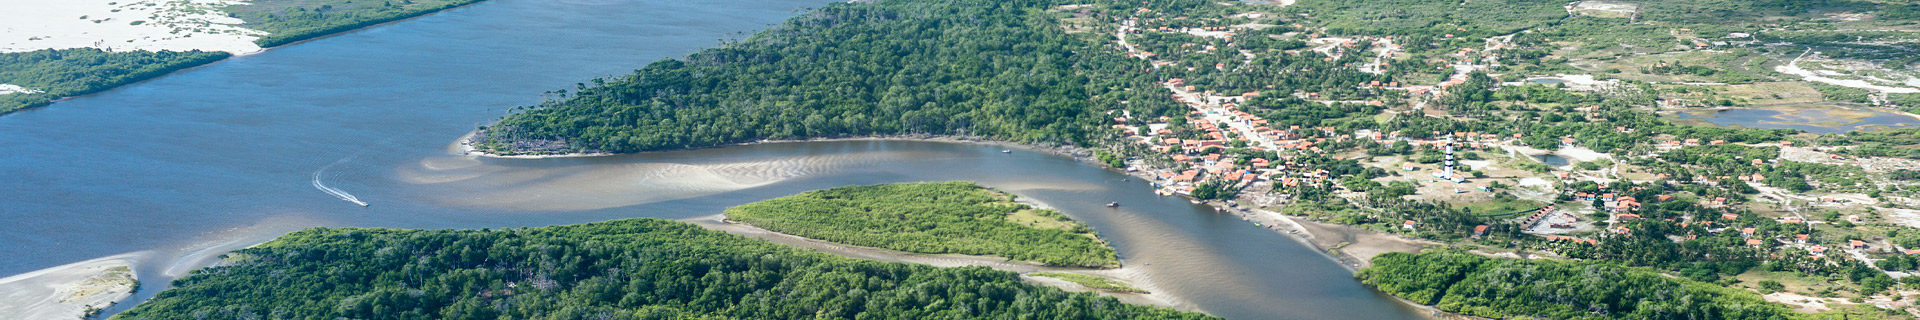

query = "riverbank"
[682, 213, 1202, 314]
[463, 132, 1439, 271]
[466, 132, 1454, 314]
[1081, 153, 1437, 272]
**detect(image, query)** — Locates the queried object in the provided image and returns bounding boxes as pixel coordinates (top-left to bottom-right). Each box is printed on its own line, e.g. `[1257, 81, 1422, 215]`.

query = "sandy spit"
[0, 252, 145, 319]
[681, 214, 1205, 314]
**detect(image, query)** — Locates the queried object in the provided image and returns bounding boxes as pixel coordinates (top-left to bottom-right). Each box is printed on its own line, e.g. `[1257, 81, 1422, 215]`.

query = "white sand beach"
[1, 0, 265, 54]
[0, 253, 144, 320]
[0, 84, 41, 95]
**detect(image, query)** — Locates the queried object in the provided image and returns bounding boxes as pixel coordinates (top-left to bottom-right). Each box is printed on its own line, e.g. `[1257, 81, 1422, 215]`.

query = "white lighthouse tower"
[1444, 135, 1456, 178]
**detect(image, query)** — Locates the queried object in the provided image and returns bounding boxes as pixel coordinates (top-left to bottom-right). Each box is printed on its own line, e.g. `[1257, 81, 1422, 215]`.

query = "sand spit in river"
[0, 253, 142, 319]
[682, 214, 1205, 314]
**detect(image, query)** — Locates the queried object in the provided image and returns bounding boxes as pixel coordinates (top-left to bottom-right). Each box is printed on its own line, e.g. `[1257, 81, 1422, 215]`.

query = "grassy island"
[725, 181, 1121, 268]
[112, 218, 1212, 320]
[1358, 251, 1794, 320]
[1032, 272, 1147, 294]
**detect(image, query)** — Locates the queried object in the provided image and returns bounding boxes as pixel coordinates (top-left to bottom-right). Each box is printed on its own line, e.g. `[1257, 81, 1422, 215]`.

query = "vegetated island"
[1030, 272, 1148, 294]
[109, 218, 1214, 320]
[0, 0, 486, 115]
[724, 181, 1121, 269]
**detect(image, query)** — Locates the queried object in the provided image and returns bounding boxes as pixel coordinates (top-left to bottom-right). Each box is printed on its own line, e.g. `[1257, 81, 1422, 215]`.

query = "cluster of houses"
[1123, 82, 1533, 197]
[1554, 185, 1881, 261]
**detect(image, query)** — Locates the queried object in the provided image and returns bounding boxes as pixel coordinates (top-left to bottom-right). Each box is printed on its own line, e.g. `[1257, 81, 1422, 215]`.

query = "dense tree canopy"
[0, 49, 230, 114]
[1359, 251, 1796, 320]
[114, 218, 1209, 320]
[477, 0, 1128, 154]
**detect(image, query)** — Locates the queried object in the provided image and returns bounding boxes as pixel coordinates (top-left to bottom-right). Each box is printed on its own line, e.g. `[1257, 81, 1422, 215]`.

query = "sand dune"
[1, 0, 265, 54]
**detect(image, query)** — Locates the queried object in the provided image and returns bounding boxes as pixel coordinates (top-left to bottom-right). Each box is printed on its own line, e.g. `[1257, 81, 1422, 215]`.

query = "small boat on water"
[1001, 149, 1012, 153]
[1106, 201, 1120, 207]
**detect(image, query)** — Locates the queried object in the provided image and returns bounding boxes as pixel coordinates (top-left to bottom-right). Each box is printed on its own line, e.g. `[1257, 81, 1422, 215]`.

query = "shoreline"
[456, 131, 1086, 159]
[681, 213, 1202, 314]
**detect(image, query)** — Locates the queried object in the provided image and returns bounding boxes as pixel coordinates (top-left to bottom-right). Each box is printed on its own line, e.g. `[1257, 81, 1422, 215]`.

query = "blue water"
[1678, 108, 1920, 134]
[0, 0, 1427, 318]
[1535, 154, 1570, 166]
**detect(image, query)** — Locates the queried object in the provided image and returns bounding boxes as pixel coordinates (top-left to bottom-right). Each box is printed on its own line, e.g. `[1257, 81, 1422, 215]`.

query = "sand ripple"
[398, 148, 936, 211]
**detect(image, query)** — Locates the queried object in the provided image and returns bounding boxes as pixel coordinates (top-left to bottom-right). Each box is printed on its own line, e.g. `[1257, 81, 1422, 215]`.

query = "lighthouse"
[1444, 135, 1456, 179]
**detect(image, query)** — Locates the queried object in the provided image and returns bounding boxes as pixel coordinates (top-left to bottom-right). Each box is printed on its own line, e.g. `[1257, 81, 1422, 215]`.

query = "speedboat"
[1106, 202, 1120, 207]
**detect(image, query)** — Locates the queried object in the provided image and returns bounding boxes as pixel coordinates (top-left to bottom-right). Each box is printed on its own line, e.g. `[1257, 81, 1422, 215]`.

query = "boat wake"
[313, 156, 368, 207]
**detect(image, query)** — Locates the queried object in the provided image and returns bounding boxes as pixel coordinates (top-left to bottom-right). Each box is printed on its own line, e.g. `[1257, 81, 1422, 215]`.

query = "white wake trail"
[312, 156, 368, 207]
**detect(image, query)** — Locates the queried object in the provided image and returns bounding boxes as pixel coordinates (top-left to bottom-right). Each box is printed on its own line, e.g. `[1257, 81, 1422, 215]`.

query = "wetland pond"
[1677, 108, 1920, 134]
[1534, 154, 1570, 166]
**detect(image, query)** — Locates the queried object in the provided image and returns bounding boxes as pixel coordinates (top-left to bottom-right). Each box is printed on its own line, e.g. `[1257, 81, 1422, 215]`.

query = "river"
[0, 0, 1425, 318]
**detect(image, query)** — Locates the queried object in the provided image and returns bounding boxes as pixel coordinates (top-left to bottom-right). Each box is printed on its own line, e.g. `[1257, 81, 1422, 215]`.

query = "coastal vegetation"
[472, 0, 1142, 154]
[1031, 272, 1147, 294]
[222, 0, 489, 47]
[725, 181, 1120, 268]
[1359, 250, 1795, 320]
[0, 49, 230, 114]
[111, 218, 1212, 320]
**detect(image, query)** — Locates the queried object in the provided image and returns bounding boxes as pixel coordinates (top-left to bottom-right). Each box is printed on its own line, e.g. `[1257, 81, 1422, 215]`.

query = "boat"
[1001, 149, 1012, 153]
[1106, 201, 1120, 207]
